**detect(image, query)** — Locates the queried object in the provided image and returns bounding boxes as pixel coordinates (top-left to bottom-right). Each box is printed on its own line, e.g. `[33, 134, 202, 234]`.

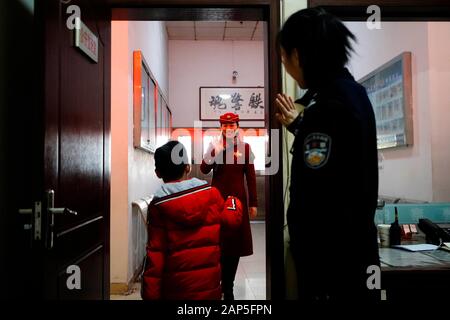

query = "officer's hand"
[275, 93, 301, 127]
[249, 207, 257, 218]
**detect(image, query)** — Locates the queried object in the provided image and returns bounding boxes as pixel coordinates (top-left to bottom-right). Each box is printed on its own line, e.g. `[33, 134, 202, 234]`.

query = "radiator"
[131, 196, 153, 280]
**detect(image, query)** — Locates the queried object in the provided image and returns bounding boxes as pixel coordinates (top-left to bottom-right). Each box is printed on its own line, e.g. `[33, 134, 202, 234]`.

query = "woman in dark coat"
[275, 8, 380, 301]
[201, 112, 258, 300]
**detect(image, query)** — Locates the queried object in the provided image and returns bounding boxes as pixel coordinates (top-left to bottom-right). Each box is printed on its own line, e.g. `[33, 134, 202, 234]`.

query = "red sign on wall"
[75, 18, 98, 63]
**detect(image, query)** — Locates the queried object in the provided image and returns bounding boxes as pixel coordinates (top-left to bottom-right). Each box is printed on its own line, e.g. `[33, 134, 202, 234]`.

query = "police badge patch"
[303, 133, 332, 169]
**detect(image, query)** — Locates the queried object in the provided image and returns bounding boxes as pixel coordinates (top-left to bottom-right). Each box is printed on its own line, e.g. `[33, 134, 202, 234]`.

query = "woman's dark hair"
[278, 7, 356, 89]
[154, 140, 189, 181]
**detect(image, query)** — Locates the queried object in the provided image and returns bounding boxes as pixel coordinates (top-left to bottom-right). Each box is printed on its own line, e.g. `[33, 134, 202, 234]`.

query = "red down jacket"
[141, 178, 242, 300]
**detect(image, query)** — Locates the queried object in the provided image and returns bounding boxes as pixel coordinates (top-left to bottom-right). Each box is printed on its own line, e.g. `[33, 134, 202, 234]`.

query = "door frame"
[101, 0, 284, 299]
[308, 0, 450, 20]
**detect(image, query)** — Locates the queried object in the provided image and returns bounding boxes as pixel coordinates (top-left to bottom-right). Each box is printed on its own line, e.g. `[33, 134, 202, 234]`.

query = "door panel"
[57, 246, 104, 299]
[39, 0, 110, 299]
[54, 217, 105, 269]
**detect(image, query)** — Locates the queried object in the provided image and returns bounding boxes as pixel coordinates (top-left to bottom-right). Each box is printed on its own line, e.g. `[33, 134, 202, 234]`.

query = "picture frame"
[155, 91, 173, 147]
[199, 86, 265, 121]
[134, 51, 173, 152]
[133, 51, 157, 153]
[164, 102, 172, 141]
[358, 52, 413, 150]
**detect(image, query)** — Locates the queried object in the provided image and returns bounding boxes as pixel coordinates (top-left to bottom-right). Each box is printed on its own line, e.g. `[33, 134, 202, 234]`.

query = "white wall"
[169, 40, 265, 128]
[111, 21, 168, 287]
[428, 23, 450, 201]
[129, 22, 169, 96]
[111, 21, 129, 286]
[346, 22, 434, 202]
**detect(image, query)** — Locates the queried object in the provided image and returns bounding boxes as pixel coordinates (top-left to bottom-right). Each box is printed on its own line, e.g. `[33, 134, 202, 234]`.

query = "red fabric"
[219, 112, 239, 124]
[200, 142, 257, 256]
[142, 183, 242, 300]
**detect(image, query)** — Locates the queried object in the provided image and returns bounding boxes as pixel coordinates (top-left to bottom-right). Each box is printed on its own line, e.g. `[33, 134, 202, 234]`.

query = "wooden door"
[40, 0, 110, 299]
[3, 0, 111, 299]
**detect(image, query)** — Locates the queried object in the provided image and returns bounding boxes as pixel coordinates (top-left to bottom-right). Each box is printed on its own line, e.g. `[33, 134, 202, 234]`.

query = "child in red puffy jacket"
[141, 141, 243, 300]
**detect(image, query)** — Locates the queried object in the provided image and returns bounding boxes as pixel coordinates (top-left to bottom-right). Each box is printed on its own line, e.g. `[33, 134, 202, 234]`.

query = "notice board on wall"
[359, 52, 413, 150]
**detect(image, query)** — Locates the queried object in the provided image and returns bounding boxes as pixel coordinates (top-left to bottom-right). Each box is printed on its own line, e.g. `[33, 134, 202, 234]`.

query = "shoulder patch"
[303, 132, 332, 169]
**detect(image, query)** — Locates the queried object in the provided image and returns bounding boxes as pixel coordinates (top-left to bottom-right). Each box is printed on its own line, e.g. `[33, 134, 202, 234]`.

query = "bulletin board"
[359, 52, 413, 150]
[199, 87, 265, 121]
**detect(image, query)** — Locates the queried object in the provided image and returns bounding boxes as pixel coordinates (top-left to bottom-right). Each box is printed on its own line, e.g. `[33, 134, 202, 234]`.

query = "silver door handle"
[18, 191, 78, 249]
[45, 190, 79, 249]
[48, 208, 78, 215]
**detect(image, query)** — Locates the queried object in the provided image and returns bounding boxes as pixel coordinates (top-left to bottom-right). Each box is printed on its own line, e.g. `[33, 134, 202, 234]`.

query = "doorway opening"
[109, 5, 282, 300]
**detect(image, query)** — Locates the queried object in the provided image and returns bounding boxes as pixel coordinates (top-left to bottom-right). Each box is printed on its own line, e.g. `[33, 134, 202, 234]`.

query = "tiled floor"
[234, 222, 266, 300]
[110, 222, 266, 300]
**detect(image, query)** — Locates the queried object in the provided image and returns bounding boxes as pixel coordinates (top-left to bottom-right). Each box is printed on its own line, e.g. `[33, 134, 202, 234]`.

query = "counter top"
[380, 247, 450, 270]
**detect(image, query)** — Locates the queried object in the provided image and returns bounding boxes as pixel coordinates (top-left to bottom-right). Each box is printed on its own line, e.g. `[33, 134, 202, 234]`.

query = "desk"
[380, 248, 450, 301]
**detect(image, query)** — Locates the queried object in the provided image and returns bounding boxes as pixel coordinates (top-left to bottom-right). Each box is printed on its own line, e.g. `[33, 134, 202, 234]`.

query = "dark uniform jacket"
[287, 68, 380, 299]
[201, 139, 257, 257]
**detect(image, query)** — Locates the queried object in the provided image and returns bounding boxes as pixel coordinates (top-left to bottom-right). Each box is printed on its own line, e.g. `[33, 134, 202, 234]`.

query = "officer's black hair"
[277, 7, 356, 89]
[154, 140, 189, 182]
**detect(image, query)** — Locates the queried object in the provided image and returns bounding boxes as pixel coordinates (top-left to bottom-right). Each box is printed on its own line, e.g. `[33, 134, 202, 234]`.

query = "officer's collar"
[295, 90, 317, 108]
[295, 68, 354, 108]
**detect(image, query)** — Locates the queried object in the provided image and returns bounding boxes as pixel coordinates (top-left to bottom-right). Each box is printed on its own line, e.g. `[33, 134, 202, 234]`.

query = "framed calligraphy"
[199, 87, 265, 121]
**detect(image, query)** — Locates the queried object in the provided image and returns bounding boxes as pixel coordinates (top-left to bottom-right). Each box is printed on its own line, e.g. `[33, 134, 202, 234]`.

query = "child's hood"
[153, 178, 213, 226]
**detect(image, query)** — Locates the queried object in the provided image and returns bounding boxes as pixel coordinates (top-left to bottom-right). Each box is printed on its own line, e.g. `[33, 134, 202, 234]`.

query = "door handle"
[48, 208, 78, 215]
[45, 190, 77, 249]
[18, 191, 77, 249]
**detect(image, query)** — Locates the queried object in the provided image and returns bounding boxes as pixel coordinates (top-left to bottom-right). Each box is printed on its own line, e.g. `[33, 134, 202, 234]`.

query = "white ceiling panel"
[226, 21, 257, 28]
[252, 27, 263, 40]
[167, 27, 195, 39]
[166, 21, 264, 41]
[196, 27, 224, 40]
[196, 21, 226, 28]
[166, 21, 195, 28]
[225, 27, 253, 38]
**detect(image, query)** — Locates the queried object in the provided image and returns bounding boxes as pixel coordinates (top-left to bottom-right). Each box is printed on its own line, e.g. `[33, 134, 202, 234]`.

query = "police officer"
[275, 8, 380, 301]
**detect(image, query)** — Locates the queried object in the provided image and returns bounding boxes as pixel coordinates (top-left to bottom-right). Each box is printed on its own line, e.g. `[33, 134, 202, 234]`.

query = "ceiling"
[165, 21, 264, 41]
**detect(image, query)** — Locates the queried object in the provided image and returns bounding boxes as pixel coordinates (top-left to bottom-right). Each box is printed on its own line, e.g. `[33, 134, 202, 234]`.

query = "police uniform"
[287, 68, 380, 301]
[200, 113, 257, 300]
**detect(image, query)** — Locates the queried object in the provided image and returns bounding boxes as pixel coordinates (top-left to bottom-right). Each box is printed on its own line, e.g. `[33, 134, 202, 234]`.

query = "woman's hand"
[206, 136, 223, 156]
[249, 207, 257, 218]
[275, 93, 301, 127]
[212, 135, 224, 155]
